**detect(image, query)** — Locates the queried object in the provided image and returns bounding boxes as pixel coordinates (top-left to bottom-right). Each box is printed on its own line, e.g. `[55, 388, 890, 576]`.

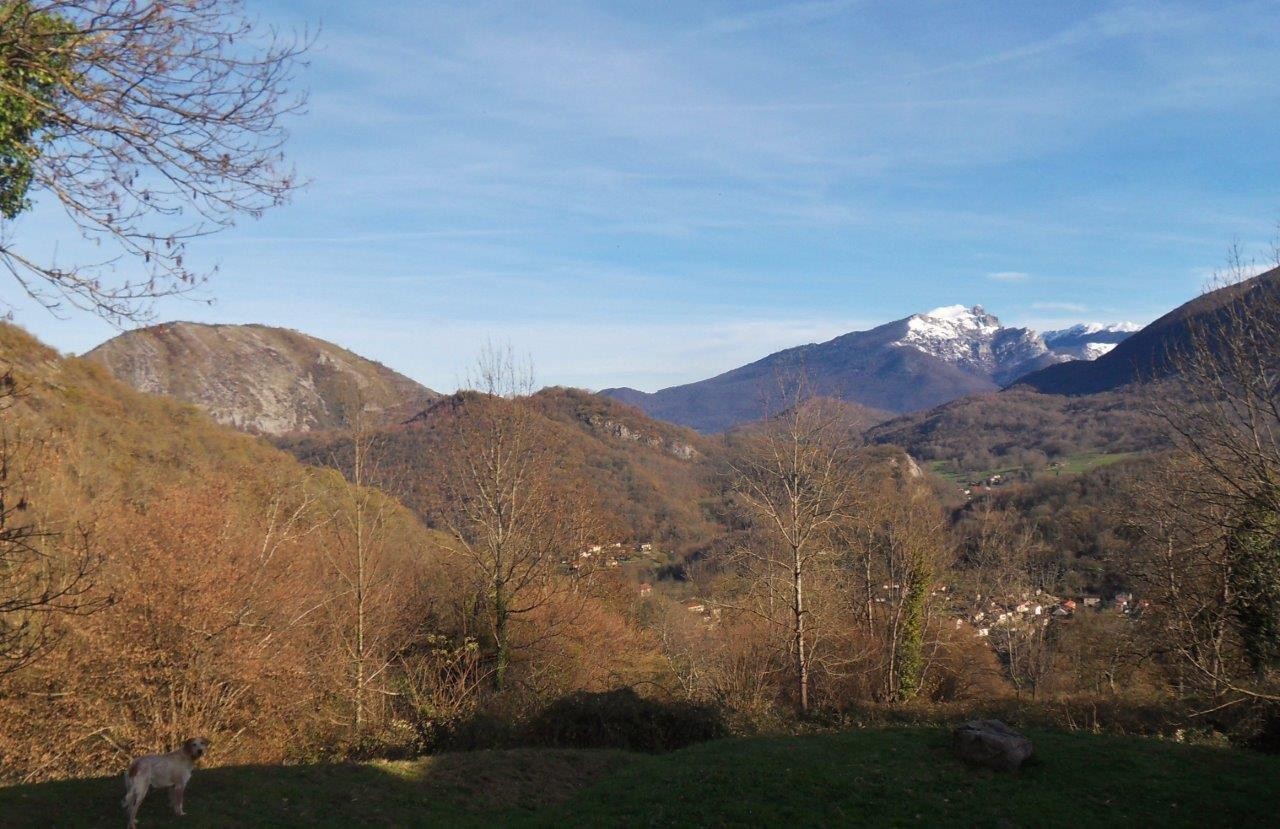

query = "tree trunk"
[793, 545, 808, 713]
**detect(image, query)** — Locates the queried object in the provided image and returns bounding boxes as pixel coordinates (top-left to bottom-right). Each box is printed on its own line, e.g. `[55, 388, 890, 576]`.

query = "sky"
[6, 0, 1280, 392]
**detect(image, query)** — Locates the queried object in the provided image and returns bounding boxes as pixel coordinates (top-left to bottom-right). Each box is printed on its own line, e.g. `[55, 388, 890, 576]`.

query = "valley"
[2, 5, 1278, 824]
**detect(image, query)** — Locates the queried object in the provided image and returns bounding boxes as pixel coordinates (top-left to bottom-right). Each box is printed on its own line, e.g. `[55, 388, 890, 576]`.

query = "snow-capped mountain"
[895, 305, 1060, 384]
[603, 303, 1127, 431]
[1042, 322, 1140, 360]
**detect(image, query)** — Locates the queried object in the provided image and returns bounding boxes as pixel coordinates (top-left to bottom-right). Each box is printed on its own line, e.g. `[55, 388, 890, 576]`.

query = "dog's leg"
[123, 783, 145, 829]
[173, 783, 186, 816]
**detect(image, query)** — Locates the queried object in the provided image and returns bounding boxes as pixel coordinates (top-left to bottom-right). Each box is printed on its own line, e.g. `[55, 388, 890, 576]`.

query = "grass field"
[931, 452, 1137, 485]
[3, 728, 1277, 828]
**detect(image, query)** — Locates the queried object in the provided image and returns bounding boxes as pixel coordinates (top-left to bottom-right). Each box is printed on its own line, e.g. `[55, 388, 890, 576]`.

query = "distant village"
[570, 540, 1147, 639]
[952, 588, 1148, 639]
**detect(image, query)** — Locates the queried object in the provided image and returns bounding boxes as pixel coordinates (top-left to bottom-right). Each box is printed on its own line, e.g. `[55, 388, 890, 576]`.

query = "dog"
[121, 737, 211, 828]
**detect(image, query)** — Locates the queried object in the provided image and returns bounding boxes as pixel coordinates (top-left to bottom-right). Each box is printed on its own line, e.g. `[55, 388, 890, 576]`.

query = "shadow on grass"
[0, 747, 634, 829]
[5, 728, 1280, 828]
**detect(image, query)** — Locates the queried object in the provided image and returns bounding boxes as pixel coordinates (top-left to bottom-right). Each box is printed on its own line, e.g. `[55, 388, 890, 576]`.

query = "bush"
[1245, 708, 1280, 754]
[416, 710, 520, 754]
[525, 688, 727, 752]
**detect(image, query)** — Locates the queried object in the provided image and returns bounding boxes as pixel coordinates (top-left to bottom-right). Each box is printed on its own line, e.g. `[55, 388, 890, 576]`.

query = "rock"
[952, 720, 1034, 771]
[85, 322, 440, 435]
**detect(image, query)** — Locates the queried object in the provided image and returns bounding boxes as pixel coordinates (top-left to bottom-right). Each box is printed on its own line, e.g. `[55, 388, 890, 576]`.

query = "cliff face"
[84, 322, 439, 435]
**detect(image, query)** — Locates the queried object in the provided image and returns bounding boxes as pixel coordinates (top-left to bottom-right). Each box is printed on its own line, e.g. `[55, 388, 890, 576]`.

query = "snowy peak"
[907, 304, 1001, 337]
[1042, 322, 1139, 361]
[894, 305, 1050, 381]
[1044, 322, 1140, 341]
[600, 303, 1146, 432]
[887, 306, 1139, 384]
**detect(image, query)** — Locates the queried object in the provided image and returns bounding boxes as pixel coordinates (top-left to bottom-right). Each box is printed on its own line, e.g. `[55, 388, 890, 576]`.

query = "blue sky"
[7, 0, 1280, 392]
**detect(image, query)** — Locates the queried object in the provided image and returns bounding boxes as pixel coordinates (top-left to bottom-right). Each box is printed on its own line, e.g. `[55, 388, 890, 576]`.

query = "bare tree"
[437, 346, 601, 692]
[725, 383, 860, 714]
[318, 412, 404, 741]
[958, 499, 1061, 699]
[1135, 238, 1280, 705]
[0, 0, 308, 321]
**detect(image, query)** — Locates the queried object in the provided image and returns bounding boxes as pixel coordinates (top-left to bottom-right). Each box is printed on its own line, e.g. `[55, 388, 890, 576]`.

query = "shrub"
[525, 688, 727, 752]
[423, 710, 520, 753]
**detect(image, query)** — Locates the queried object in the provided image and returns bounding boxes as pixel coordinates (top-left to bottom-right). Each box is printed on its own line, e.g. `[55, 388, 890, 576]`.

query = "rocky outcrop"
[585, 414, 699, 460]
[84, 322, 439, 435]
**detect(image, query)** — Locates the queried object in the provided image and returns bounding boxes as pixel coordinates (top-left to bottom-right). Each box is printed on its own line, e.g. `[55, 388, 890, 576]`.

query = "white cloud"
[1032, 301, 1089, 313]
[987, 271, 1030, 282]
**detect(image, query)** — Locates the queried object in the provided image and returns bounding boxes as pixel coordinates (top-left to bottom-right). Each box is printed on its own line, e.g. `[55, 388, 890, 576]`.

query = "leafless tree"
[959, 499, 1061, 698]
[0, 0, 308, 322]
[724, 380, 860, 713]
[437, 345, 602, 692]
[1134, 237, 1280, 705]
[317, 411, 406, 741]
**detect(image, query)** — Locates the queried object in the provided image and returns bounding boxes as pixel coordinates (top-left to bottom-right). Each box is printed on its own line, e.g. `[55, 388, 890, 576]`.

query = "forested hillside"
[0, 323, 450, 780]
[281, 387, 727, 563]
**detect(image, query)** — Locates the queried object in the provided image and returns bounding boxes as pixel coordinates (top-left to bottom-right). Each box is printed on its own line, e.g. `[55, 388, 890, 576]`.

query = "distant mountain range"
[86, 267, 1278, 447]
[85, 322, 440, 435]
[602, 306, 1136, 432]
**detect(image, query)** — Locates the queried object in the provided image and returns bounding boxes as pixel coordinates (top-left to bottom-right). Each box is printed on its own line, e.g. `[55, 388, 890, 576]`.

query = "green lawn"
[1052, 451, 1134, 475]
[932, 452, 1137, 485]
[3, 729, 1277, 828]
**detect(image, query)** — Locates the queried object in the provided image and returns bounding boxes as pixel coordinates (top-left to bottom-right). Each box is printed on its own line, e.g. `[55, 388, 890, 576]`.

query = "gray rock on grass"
[952, 719, 1035, 771]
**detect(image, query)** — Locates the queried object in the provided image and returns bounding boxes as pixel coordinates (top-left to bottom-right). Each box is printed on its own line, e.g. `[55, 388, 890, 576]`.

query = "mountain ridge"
[603, 305, 1130, 432]
[1016, 267, 1280, 395]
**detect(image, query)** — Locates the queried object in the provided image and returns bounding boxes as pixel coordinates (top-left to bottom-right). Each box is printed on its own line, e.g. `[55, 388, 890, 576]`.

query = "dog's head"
[182, 737, 211, 762]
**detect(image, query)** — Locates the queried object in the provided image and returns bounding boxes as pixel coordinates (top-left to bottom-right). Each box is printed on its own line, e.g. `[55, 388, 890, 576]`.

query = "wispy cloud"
[1032, 301, 1089, 313]
[701, 0, 863, 36]
[11, 0, 1280, 389]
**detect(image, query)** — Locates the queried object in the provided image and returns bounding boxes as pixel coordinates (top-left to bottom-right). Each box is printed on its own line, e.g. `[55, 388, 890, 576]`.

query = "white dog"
[121, 737, 210, 828]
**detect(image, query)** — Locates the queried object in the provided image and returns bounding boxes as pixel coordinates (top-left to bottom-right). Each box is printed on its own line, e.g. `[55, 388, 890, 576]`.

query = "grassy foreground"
[2, 728, 1278, 828]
